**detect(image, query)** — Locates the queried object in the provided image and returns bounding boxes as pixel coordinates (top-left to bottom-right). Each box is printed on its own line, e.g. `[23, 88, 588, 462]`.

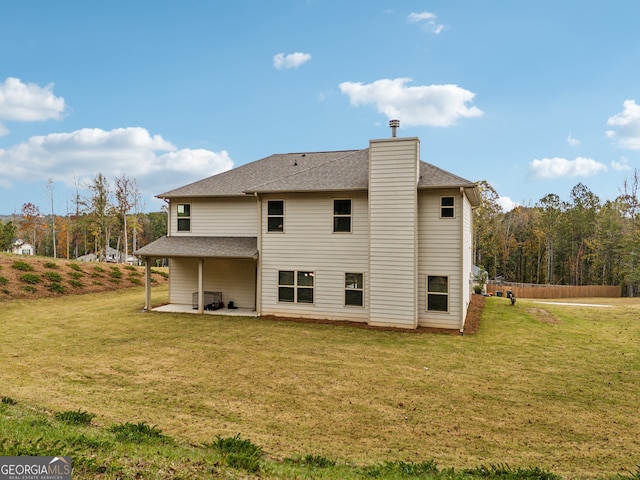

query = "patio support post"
[145, 258, 152, 311]
[197, 258, 204, 314]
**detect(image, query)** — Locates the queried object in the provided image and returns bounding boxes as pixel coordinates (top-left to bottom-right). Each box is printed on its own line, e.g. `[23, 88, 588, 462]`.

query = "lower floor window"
[345, 273, 364, 306]
[278, 270, 314, 303]
[427, 275, 449, 312]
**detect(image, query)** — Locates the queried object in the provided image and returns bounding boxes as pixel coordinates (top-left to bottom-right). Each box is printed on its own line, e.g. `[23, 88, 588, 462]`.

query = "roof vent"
[389, 119, 400, 138]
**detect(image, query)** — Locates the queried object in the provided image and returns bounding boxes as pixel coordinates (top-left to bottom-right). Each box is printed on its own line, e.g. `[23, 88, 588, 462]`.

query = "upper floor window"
[441, 197, 455, 218]
[268, 200, 284, 232]
[345, 272, 364, 307]
[278, 270, 314, 303]
[427, 275, 449, 312]
[177, 204, 191, 231]
[333, 199, 351, 233]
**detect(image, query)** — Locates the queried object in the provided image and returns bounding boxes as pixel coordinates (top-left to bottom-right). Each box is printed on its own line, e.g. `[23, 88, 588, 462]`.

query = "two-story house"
[136, 126, 481, 331]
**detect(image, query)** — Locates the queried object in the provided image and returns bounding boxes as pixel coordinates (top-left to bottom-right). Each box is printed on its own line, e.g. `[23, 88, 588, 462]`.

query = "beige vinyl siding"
[169, 197, 257, 236]
[461, 193, 473, 328]
[368, 138, 419, 328]
[418, 189, 463, 329]
[169, 257, 256, 309]
[260, 192, 370, 322]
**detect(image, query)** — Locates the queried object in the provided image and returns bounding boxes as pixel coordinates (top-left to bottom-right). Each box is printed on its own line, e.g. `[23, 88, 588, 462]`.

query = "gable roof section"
[158, 146, 479, 204]
[245, 149, 370, 193]
[135, 236, 258, 259]
[158, 150, 362, 198]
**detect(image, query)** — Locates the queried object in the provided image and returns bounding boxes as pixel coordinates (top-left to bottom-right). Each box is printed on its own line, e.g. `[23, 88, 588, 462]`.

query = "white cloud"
[339, 78, 483, 127]
[0, 127, 233, 196]
[529, 157, 607, 180]
[606, 99, 640, 150]
[612, 156, 632, 171]
[497, 196, 518, 212]
[273, 52, 312, 70]
[566, 134, 580, 146]
[408, 11, 445, 35]
[0, 77, 65, 135]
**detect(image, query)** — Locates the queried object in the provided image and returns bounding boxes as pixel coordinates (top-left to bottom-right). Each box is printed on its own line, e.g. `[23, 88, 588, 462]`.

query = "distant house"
[12, 240, 34, 256]
[136, 126, 481, 331]
[77, 246, 137, 264]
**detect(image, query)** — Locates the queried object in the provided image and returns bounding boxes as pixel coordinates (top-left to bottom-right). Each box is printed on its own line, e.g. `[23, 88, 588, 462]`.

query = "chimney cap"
[389, 119, 400, 137]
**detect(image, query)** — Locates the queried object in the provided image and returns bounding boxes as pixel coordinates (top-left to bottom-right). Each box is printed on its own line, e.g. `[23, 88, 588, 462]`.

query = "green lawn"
[1, 287, 639, 479]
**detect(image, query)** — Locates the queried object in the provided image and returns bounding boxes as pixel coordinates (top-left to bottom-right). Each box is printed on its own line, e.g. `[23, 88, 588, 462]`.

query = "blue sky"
[2, 1, 640, 214]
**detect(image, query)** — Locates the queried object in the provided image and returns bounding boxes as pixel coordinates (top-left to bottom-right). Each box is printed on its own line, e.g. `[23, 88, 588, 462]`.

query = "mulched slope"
[0, 253, 167, 301]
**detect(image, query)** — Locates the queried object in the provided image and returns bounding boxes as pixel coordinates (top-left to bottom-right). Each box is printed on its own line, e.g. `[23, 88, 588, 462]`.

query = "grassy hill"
[0, 252, 167, 301]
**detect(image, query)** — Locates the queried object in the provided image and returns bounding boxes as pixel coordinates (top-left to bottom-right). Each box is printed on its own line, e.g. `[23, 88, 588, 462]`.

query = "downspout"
[163, 198, 170, 237]
[254, 192, 262, 316]
[459, 187, 466, 335]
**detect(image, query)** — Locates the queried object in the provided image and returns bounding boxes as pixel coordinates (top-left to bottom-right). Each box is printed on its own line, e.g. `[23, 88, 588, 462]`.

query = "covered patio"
[135, 236, 259, 314]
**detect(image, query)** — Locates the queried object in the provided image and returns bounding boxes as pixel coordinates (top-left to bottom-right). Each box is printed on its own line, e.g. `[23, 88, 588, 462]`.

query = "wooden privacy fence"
[486, 283, 621, 299]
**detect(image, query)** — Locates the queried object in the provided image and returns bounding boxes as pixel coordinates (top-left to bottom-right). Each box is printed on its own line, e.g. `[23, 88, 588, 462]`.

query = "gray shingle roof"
[157, 147, 478, 199]
[135, 236, 258, 258]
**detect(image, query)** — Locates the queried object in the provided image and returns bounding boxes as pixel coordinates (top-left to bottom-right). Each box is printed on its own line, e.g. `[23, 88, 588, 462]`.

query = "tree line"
[3, 170, 640, 295]
[0, 173, 167, 262]
[474, 170, 640, 296]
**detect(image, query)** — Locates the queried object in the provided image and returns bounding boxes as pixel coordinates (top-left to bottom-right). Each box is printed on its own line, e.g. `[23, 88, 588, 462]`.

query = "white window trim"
[344, 272, 365, 307]
[177, 203, 191, 232]
[277, 270, 315, 304]
[440, 196, 455, 219]
[267, 200, 285, 233]
[333, 198, 352, 233]
[427, 275, 449, 313]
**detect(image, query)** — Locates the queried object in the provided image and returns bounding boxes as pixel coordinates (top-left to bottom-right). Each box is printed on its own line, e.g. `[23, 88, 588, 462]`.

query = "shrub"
[124, 265, 136, 271]
[43, 261, 58, 269]
[1, 396, 17, 405]
[109, 267, 122, 279]
[22, 285, 37, 293]
[0, 276, 8, 286]
[68, 271, 84, 279]
[55, 409, 95, 425]
[67, 262, 82, 271]
[12, 260, 33, 271]
[1, 289, 9, 295]
[19, 273, 41, 284]
[68, 279, 83, 288]
[93, 266, 105, 273]
[47, 282, 66, 294]
[207, 434, 263, 473]
[129, 277, 142, 286]
[43, 271, 63, 282]
[109, 422, 169, 444]
[151, 269, 169, 279]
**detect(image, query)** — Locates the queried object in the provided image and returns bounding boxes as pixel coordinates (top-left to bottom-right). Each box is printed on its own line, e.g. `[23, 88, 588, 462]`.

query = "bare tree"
[85, 173, 112, 261]
[114, 174, 140, 263]
[46, 178, 57, 258]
